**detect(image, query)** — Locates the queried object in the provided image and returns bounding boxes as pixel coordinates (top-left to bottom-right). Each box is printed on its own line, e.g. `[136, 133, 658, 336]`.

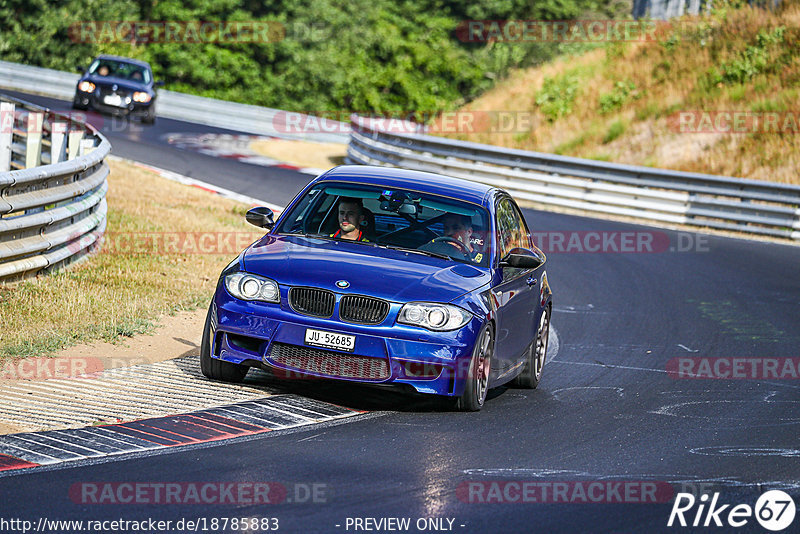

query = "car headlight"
[398, 303, 472, 331]
[78, 81, 95, 93]
[132, 92, 151, 103]
[224, 272, 280, 303]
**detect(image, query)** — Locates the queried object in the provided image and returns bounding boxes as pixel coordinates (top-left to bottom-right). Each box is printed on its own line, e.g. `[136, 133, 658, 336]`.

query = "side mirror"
[499, 247, 545, 269]
[246, 207, 275, 229]
[155, 80, 165, 87]
[77, 66, 86, 74]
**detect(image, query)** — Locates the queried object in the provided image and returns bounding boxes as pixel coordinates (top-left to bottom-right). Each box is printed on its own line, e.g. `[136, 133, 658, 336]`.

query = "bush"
[598, 81, 637, 114]
[720, 27, 785, 84]
[535, 70, 583, 122]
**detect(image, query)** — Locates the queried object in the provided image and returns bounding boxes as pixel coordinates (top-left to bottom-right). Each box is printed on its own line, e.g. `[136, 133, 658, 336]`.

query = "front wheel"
[456, 324, 494, 411]
[200, 303, 249, 383]
[142, 107, 156, 124]
[511, 307, 550, 389]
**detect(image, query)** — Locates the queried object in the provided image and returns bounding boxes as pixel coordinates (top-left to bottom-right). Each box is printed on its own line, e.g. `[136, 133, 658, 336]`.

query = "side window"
[510, 201, 530, 250]
[496, 197, 529, 259]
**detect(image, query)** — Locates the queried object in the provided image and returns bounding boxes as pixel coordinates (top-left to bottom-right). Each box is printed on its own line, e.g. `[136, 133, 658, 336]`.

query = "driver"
[441, 213, 482, 262]
[330, 197, 369, 241]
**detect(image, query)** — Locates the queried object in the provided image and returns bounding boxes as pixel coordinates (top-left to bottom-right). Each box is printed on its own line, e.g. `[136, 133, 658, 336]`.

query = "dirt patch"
[0, 307, 206, 381]
[53, 307, 207, 369]
[250, 138, 346, 170]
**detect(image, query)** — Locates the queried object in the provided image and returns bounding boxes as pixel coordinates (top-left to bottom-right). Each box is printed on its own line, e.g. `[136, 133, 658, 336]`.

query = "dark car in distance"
[73, 55, 162, 123]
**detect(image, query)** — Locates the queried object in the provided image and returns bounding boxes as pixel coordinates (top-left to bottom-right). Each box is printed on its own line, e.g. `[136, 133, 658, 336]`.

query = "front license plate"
[103, 94, 123, 107]
[304, 328, 355, 352]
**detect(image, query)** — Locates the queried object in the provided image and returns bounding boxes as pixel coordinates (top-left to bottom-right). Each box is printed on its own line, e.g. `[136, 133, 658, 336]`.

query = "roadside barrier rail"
[347, 115, 800, 241]
[0, 94, 109, 281]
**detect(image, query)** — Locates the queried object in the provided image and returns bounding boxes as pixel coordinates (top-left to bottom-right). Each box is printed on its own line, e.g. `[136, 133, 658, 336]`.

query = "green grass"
[554, 133, 588, 155]
[0, 160, 261, 359]
[534, 66, 595, 122]
[602, 120, 626, 144]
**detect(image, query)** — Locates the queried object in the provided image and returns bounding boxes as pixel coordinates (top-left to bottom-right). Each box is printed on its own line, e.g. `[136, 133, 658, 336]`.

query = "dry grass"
[442, 0, 800, 183]
[250, 139, 347, 169]
[0, 159, 263, 359]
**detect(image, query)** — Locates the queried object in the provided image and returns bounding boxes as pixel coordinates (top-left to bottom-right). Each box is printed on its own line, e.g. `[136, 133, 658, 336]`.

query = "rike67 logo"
[668, 490, 796, 531]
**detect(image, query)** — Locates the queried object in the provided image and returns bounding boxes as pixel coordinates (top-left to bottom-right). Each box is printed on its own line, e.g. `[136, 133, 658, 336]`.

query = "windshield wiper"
[380, 244, 453, 261]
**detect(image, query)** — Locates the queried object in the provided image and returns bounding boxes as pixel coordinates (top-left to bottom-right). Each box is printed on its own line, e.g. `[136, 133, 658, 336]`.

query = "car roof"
[95, 55, 152, 69]
[315, 165, 498, 206]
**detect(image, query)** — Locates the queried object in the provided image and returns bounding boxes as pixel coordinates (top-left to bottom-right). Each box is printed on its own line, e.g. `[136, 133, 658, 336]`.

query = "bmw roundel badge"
[336, 280, 350, 289]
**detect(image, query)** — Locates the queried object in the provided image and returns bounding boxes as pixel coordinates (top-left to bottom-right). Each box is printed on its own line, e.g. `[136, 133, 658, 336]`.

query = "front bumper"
[74, 90, 153, 117]
[211, 291, 483, 396]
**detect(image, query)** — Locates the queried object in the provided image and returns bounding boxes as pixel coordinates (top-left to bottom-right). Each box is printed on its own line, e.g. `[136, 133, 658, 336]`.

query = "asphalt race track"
[1, 91, 799, 533]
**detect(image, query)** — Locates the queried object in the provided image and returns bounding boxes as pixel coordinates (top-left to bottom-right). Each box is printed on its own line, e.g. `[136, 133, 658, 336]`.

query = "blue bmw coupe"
[201, 165, 552, 410]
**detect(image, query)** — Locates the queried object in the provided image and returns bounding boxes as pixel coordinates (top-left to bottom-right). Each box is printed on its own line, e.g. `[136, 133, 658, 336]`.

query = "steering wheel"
[431, 236, 471, 255]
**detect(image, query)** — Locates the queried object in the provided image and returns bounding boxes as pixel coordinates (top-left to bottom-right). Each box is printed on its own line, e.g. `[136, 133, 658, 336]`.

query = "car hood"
[241, 235, 491, 303]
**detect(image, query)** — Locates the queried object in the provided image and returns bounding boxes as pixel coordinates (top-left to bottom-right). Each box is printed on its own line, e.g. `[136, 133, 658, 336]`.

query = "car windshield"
[276, 181, 491, 267]
[89, 59, 151, 84]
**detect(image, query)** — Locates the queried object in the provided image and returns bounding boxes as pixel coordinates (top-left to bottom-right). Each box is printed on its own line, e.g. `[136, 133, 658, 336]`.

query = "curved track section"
[1, 90, 312, 206]
[2, 91, 799, 533]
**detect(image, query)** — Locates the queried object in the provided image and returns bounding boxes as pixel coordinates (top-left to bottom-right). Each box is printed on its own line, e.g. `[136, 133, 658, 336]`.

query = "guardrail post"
[67, 129, 84, 160]
[25, 111, 43, 168]
[79, 138, 95, 157]
[0, 102, 12, 172]
[50, 121, 68, 164]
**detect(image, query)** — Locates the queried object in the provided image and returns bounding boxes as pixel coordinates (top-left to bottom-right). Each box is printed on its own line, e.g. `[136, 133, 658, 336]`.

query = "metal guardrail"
[0, 60, 349, 144]
[0, 94, 110, 281]
[347, 115, 800, 241]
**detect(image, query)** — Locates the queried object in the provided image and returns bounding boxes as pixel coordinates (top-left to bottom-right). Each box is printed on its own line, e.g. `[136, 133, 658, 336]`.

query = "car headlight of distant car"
[132, 92, 151, 103]
[224, 272, 280, 303]
[78, 81, 96, 93]
[398, 303, 472, 331]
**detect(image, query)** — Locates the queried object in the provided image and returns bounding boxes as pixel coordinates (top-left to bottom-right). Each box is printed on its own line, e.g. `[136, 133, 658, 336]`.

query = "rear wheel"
[456, 324, 494, 411]
[511, 307, 550, 389]
[200, 303, 249, 383]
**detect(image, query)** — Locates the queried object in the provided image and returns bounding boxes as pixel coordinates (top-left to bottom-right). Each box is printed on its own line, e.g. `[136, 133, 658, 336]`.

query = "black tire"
[200, 303, 249, 383]
[142, 104, 156, 124]
[511, 307, 550, 389]
[456, 323, 494, 411]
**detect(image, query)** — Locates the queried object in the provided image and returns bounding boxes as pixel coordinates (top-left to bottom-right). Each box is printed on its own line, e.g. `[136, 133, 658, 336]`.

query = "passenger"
[442, 213, 481, 261]
[330, 197, 369, 241]
[131, 70, 143, 81]
[97, 65, 109, 76]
